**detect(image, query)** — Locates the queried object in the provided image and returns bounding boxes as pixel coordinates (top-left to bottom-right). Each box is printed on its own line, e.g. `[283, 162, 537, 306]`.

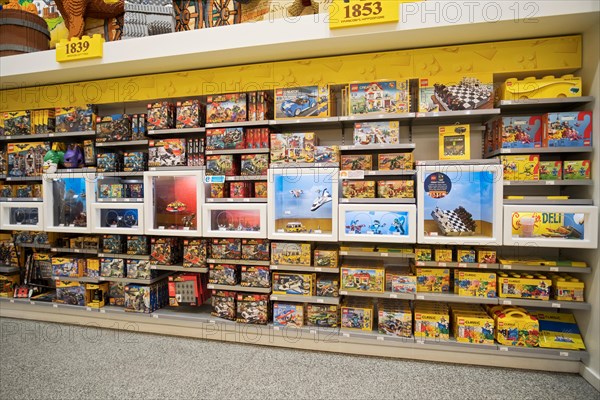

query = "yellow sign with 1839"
[56, 34, 104, 63]
[329, 0, 400, 29]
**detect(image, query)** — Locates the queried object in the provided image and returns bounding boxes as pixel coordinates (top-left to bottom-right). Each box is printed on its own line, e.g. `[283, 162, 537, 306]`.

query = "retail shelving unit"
[1, 2, 599, 385]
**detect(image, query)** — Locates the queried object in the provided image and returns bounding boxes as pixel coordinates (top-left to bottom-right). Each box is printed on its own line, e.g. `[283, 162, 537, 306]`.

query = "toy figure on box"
[183, 239, 207, 267]
[211, 290, 236, 320]
[96, 114, 132, 142]
[176, 100, 201, 128]
[236, 293, 269, 325]
[206, 128, 244, 150]
[240, 266, 270, 288]
[147, 102, 175, 130]
[206, 94, 247, 123]
[148, 139, 186, 167]
[7, 142, 49, 177]
[241, 239, 269, 261]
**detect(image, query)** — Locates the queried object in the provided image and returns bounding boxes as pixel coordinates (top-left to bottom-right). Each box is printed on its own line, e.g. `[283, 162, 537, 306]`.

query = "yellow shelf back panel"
[0, 35, 581, 111]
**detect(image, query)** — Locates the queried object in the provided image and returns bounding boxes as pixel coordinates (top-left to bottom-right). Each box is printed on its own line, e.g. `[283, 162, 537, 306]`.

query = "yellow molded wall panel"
[0, 35, 581, 112]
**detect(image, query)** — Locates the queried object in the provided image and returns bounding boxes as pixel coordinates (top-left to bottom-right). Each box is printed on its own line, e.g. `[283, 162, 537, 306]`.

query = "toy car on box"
[314, 248, 339, 268]
[563, 160, 591, 180]
[240, 153, 268, 176]
[123, 152, 147, 172]
[100, 258, 125, 278]
[210, 238, 241, 260]
[183, 239, 207, 267]
[387, 272, 416, 294]
[341, 302, 374, 331]
[501, 155, 540, 181]
[499, 116, 542, 148]
[501, 75, 582, 100]
[96, 114, 132, 142]
[306, 304, 339, 327]
[206, 93, 247, 123]
[414, 268, 450, 292]
[54, 281, 85, 306]
[211, 290, 236, 320]
[377, 180, 414, 198]
[272, 272, 315, 295]
[209, 264, 238, 285]
[55, 105, 96, 133]
[240, 266, 270, 288]
[539, 161, 562, 180]
[148, 138, 186, 167]
[151, 237, 180, 265]
[271, 242, 311, 266]
[52, 257, 84, 277]
[275, 85, 331, 119]
[342, 180, 375, 199]
[168, 274, 202, 307]
[7, 142, 49, 177]
[316, 276, 339, 297]
[341, 266, 384, 293]
[241, 239, 269, 261]
[206, 128, 245, 150]
[418, 75, 493, 112]
[378, 153, 413, 170]
[378, 301, 412, 337]
[543, 111, 592, 147]
[147, 102, 175, 130]
[498, 273, 551, 300]
[176, 100, 202, 128]
[353, 121, 400, 145]
[456, 271, 497, 297]
[3, 111, 30, 136]
[206, 154, 235, 176]
[341, 154, 372, 171]
[126, 260, 152, 280]
[273, 302, 304, 327]
[127, 236, 149, 255]
[236, 293, 269, 325]
[349, 80, 410, 115]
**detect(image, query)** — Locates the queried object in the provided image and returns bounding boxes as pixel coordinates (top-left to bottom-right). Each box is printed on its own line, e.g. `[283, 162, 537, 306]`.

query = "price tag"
[271, 296, 278, 301]
[86, 307, 92, 312]
[56, 35, 104, 62]
[550, 267, 559, 272]
[158, 226, 165, 230]
[273, 326, 280, 331]
[243, 198, 250, 202]
[310, 330, 316, 335]
[111, 198, 117, 202]
[502, 300, 512, 305]
[438, 262, 446, 267]
[6, 198, 12, 202]
[560, 351, 569, 357]
[499, 346, 508, 352]
[9, 299, 14, 303]
[479, 264, 488, 269]
[389, 293, 398, 298]
[152, 314, 159, 319]
[504, 265, 512, 270]
[458, 263, 467, 268]
[207, 284, 215, 289]
[315, 267, 322, 272]
[100, 309, 106, 313]
[30, 301, 36, 305]
[317, 299, 324, 303]
[552, 303, 561, 308]
[183, 227, 190, 231]
[546, 181, 555, 185]
[74, 249, 80, 253]
[53, 304, 58, 308]
[340, 291, 348, 295]
[271, 265, 278, 270]
[416, 295, 424, 300]
[207, 198, 214, 202]
[377, 336, 384, 341]
[380, 252, 388, 257]
[505, 181, 511, 186]
[416, 261, 424, 266]
[342, 333, 350, 338]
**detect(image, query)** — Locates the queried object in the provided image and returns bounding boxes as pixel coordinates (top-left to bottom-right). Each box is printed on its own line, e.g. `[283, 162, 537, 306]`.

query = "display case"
[416, 163, 503, 245]
[143, 170, 204, 236]
[90, 203, 145, 235]
[503, 205, 598, 249]
[268, 167, 339, 242]
[42, 173, 95, 233]
[0, 202, 44, 231]
[338, 204, 416, 243]
[202, 203, 267, 239]
[95, 175, 144, 202]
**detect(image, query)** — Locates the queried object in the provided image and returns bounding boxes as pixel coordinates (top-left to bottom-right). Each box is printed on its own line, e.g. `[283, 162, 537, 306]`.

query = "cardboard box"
[563, 160, 591, 180]
[543, 111, 592, 147]
[353, 121, 400, 145]
[342, 180, 375, 198]
[539, 161, 562, 180]
[501, 155, 540, 180]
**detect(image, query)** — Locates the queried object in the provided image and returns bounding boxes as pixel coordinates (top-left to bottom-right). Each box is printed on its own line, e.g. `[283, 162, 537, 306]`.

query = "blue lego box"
[543, 111, 592, 147]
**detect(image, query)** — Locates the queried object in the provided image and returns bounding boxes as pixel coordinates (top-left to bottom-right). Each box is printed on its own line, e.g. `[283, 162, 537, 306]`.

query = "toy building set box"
[348, 80, 410, 115]
[148, 139, 186, 167]
[270, 132, 318, 164]
[147, 102, 175, 130]
[271, 242, 311, 266]
[353, 121, 400, 145]
[542, 111, 592, 147]
[273, 302, 304, 327]
[268, 167, 339, 241]
[176, 100, 203, 128]
[55, 105, 97, 133]
[275, 85, 332, 119]
[206, 94, 247, 123]
[340, 261, 385, 293]
[236, 293, 269, 325]
[418, 75, 493, 112]
[96, 114, 132, 142]
[7, 142, 49, 178]
[417, 163, 503, 245]
[438, 125, 470, 160]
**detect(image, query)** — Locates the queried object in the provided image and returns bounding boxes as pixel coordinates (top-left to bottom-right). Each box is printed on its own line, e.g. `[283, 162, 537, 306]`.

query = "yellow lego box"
[498, 273, 551, 300]
[341, 265, 385, 293]
[414, 310, 450, 340]
[456, 248, 476, 263]
[477, 249, 497, 263]
[552, 277, 584, 302]
[85, 258, 101, 278]
[415, 247, 432, 261]
[341, 303, 374, 331]
[501, 75, 582, 100]
[495, 309, 539, 347]
[271, 242, 311, 266]
[376, 180, 414, 199]
[314, 248, 339, 269]
[453, 313, 495, 345]
[414, 267, 450, 293]
[272, 272, 315, 296]
[563, 160, 591, 180]
[377, 153, 413, 170]
[501, 155, 540, 181]
[457, 271, 497, 298]
[342, 180, 375, 198]
[341, 154, 372, 170]
[348, 80, 410, 115]
[85, 282, 109, 308]
[434, 248, 453, 262]
[533, 311, 586, 350]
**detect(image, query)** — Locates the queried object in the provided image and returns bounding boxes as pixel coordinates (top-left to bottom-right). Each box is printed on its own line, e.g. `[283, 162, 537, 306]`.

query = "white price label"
[227, 198, 233, 202]
[310, 330, 316, 335]
[438, 262, 446, 267]
[505, 181, 511, 186]
[499, 346, 508, 352]
[243, 198, 250, 202]
[271, 296, 278, 301]
[552, 303, 561, 308]
[458, 263, 467, 268]
[74, 249, 80, 253]
[416, 295, 424, 300]
[340, 291, 348, 295]
[183, 227, 190, 231]
[546, 181, 555, 185]
[207, 285, 215, 289]
[502, 300, 512, 305]
[9, 299, 14, 303]
[53, 304, 58, 308]
[158, 226, 165, 230]
[342, 333, 350, 338]
[30, 301, 35, 305]
[7, 198, 12, 202]
[208, 320, 216, 324]
[341, 199, 349, 203]
[550, 267, 559, 272]
[377, 336, 384, 341]
[389, 293, 398, 299]
[479, 264, 488, 269]
[504, 265, 512, 270]
[380, 252, 388, 257]
[416, 261, 424, 266]
[273, 326, 280, 331]
[339, 252, 347, 256]
[86, 307, 92, 312]
[560, 352, 569, 357]
[315, 267, 322, 272]
[430, 232, 438, 236]
[317, 299, 324, 303]
[152, 314, 159, 319]
[111, 198, 117, 202]
[100, 309, 106, 313]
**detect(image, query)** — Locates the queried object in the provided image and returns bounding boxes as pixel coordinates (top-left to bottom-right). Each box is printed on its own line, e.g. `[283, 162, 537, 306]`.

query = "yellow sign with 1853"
[329, 0, 400, 29]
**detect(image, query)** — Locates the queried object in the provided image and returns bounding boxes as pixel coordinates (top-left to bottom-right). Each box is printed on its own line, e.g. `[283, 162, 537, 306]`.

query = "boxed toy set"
[271, 242, 311, 266]
[211, 290, 237, 320]
[456, 271, 497, 298]
[148, 138, 186, 167]
[123, 152, 147, 172]
[151, 237, 181, 265]
[377, 180, 414, 199]
[414, 267, 450, 293]
[563, 160, 591, 180]
[206, 128, 245, 150]
[236, 293, 269, 325]
[108, 282, 125, 306]
[493, 307, 539, 347]
[534, 311, 585, 350]
[316, 276, 339, 297]
[85, 282, 109, 308]
[245, 128, 270, 149]
[168, 273, 204, 307]
[314, 145, 340, 163]
[240, 266, 270, 288]
[342, 180, 375, 199]
[414, 302, 450, 340]
[96, 152, 122, 173]
[147, 102, 175, 130]
[176, 99, 203, 128]
[126, 260, 152, 279]
[183, 239, 207, 267]
[96, 114, 132, 142]
[241, 239, 269, 261]
[273, 302, 304, 327]
[85, 258, 100, 278]
[3, 110, 30, 135]
[340, 154, 372, 171]
[270, 132, 317, 164]
[30, 109, 55, 135]
[52, 257, 84, 277]
[501, 75, 582, 100]
[314, 247, 339, 268]
[206, 155, 236, 176]
[209, 263, 238, 285]
[477, 249, 497, 263]
[210, 238, 242, 260]
[378, 153, 414, 170]
[206, 93, 247, 123]
[229, 181, 251, 199]
[341, 300, 374, 331]
[131, 114, 147, 140]
[543, 111, 592, 147]
[497, 272, 551, 300]
[434, 247, 453, 262]
[101, 234, 124, 254]
[7, 142, 49, 177]
[55, 105, 96, 133]
[501, 154, 540, 181]
[340, 262, 385, 293]
[306, 304, 339, 328]
[100, 258, 125, 278]
[552, 275, 584, 302]
[54, 281, 86, 306]
[126, 236, 149, 255]
[0, 274, 20, 297]
[353, 121, 400, 145]
[539, 161, 562, 180]
[124, 281, 168, 313]
[378, 300, 412, 337]
[451, 304, 494, 345]
[186, 137, 205, 167]
[240, 153, 269, 176]
[272, 272, 315, 296]
[499, 116, 542, 148]
[456, 248, 476, 263]
[438, 124, 470, 160]
[349, 80, 410, 115]
[275, 85, 331, 119]
[385, 269, 416, 294]
[418, 75, 493, 112]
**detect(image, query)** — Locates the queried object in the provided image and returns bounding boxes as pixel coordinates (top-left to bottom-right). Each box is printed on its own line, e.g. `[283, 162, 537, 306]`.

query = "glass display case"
[416, 163, 503, 245]
[90, 203, 144, 235]
[0, 202, 44, 231]
[143, 170, 204, 236]
[202, 203, 267, 239]
[95, 174, 144, 203]
[503, 205, 598, 249]
[338, 204, 416, 243]
[268, 167, 339, 242]
[42, 173, 95, 233]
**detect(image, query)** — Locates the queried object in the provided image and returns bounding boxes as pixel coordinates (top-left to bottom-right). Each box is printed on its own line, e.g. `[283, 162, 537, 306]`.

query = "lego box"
[349, 80, 410, 115]
[236, 293, 269, 325]
[353, 121, 400, 145]
[206, 155, 236, 176]
[306, 304, 339, 328]
[539, 161, 562, 180]
[415, 268, 450, 293]
[543, 111, 592, 147]
[240, 153, 269, 176]
[275, 85, 331, 119]
[210, 238, 241, 260]
[240, 265, 270, 288]
[314, 248, 339, 268]
[241, 239, 270, 261]
[378, 153, 413, 170]
[456, 271, 497, 297]
[341, 304, 374, 331]
[498, 273, 551, 300]
[454, 313, 495, 345]
[501, 155, 540, 181]
[315, 146, 340, 163]
[341, 267, 385, 293]
[148, 138, 186, 167]
[272, 272, 315, 296]
[176, 100, 202, 129]
[342, 180, 375, 199]
[206, 94, 247, 123]
[341, 154, 372, 171]
[271, 242, 311, 266]
[269, 132, 317, 164]
[147, 102, 174, 130]
[419, 75, 493, 112]
[206, 128, 245, 150]
[499, 116, 542, 148]
[273, 302, 304, 327]
[377, 180, 414, 199]
[563, 160, 591, 180]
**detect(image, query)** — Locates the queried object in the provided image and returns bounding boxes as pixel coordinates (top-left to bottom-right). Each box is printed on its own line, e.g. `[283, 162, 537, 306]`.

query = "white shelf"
[4, 176, 43, 182]
[415, 293, 498, 305]
[148, 166, 205, 171]
[339, 113, 415, 123]
[0, 197, 42, 202]
[206, 198, 267, 203]
[97, 273, 169, 285]
[499, 264, 591, 273]
[339, 290, 414, 300]
[486, 146, 593, 158]
[205, 148, 269, 155]
[269, 162, 339, 169]
[498, 298, 591, 310]
[207, 259, 269, 266]
[97, 253, 150, 260]
[340, 198, 416, 204]
[55, 167, 97, 174]
[97, 198, 144, 203]
[0, 133, 48, 141]
[339, 250, 415, 259]
[270, 265, 339, 273]
[205, 120, 269, 128]
[97, 171, 145, 177]
[504, 180, 593, 186]
[96, 140, 149, 147]
[270, 294, 340, 305]
[271, 117, 340, 127]
[414, 109, 501, 124]
[413, 261, 499, 270]
[503, 199, 593, 206]
[52, 276, 99, 283]
[206, 284, 271, 294]
[148, 127, 205, 135]
[340, 144, 416, 152]
[50, 247, 98, 254]
[0, 265, 19, 274]
[497, 96, 595, 110]
[150, 265, 208, 273]
[48, 130, 97, 138]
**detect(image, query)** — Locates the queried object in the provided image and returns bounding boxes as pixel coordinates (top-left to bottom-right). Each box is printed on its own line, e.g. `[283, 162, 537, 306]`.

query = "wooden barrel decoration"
[0, 9, 50, 57]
